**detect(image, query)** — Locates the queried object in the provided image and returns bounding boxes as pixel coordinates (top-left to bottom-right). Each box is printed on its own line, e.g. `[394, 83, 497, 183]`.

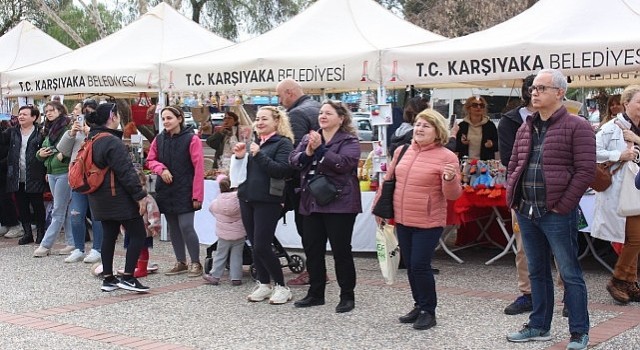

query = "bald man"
[276, 79, 321, 286]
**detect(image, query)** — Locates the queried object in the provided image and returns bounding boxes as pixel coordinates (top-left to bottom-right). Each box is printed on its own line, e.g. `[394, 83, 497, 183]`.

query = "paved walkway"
[0, 236, 638, 349]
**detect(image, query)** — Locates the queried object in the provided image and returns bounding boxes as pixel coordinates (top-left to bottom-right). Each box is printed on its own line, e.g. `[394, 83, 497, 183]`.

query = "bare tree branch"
[35, 0, 86, 46]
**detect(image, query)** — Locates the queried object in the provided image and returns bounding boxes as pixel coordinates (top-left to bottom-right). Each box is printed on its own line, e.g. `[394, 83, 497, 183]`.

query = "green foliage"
[40, 2, 122, 49]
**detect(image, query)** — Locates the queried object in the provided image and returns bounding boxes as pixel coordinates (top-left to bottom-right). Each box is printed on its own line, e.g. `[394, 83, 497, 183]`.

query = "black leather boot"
[35, 225, 45, 245]
[18, 223, 34, 245]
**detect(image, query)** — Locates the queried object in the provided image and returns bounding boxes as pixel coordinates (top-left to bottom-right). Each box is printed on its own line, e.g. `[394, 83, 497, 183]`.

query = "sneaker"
[83, 249, 101, 263]
[504, 294, 533, 315]
[187, 262, 203, 278]
[202, 274, 220, 285]
[101, 276, 120, 292]
[231, 280, 242, 286]
[247, 282, 273, 302]
[566, 333, 589, 350]
[56, 245, 76, 255]
[269, 284, 292, 305]
[4, 226, 23, 239]
[506, 323, 552, 342]
[117, 276, 150, 293]
[64, 249, 85, 263]
[33, 246, 50, 257]
[165, 262, 188, 276]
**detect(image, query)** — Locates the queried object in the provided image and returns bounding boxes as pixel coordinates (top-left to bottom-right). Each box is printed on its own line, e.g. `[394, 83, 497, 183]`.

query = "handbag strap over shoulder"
[389, 144, 410, 180]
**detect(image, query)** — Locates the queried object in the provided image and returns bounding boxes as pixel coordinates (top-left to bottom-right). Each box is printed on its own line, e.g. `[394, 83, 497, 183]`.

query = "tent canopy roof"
[165, 0, 446, 92]
[0, 21, 71, 72]
[2, 3, 233, 96]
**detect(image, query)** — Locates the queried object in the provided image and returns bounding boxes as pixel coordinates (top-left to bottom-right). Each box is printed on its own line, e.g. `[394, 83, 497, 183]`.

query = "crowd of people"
[1, 71, 640, 350]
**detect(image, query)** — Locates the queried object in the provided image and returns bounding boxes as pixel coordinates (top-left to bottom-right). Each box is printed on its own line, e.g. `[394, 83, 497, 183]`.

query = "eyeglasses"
[528, 85, 561, 94]
[469, 103, 485, 109]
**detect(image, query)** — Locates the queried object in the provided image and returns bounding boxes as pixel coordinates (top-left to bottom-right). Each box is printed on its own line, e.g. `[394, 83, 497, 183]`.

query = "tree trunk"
[36, 0, 86, 47]
[190, 0, 207, 23]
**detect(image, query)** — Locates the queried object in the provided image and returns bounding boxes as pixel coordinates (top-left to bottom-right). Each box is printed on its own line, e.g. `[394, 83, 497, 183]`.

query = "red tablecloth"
[450, 189, 512, 246]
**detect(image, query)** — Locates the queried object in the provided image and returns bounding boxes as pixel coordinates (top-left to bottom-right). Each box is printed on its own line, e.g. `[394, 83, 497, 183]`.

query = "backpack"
[68, 132, 115, 195]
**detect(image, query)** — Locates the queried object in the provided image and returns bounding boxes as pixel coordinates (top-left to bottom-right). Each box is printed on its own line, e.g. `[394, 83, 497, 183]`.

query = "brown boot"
[607, 277, 630, 304]
[627, 282, 640, 303]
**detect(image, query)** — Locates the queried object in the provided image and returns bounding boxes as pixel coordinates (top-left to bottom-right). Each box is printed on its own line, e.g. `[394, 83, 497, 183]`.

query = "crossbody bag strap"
[390, 144, 410, 180]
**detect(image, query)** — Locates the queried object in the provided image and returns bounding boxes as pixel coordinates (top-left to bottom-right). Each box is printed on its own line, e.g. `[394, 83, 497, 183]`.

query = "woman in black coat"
[85, 103, 149, 293]
[4, 106, 47, 244]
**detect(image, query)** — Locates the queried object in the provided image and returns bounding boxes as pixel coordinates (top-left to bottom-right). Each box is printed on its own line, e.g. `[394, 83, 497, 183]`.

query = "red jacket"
[506, 106, 595, 214]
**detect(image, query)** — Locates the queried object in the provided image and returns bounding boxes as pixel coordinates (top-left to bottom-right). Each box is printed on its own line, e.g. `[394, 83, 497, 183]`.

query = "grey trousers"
[211, 238, 245, 280]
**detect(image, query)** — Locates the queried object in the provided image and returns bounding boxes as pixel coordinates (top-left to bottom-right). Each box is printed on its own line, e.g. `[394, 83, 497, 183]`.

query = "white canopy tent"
[381, 0, 640, 89]
[163, 0, 446, 93]
[0, 21, 71, 107]
[1, 3, 233, 97]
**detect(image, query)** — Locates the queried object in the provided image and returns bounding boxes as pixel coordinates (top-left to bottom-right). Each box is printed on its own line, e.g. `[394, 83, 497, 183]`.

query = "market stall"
[381, 0, 640, 89]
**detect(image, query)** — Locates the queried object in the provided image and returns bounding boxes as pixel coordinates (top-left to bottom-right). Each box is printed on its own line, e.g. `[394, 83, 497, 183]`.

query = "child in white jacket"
[203, 175, 246, 285]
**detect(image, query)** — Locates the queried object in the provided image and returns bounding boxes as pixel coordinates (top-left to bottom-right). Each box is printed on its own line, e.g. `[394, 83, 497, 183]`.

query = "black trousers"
[240, 200, 284, 286]
[13, 183, 45, 228]
[101, 217, 145, 277]
[302, 212, 357, 300]
[0, 183, 19, 227]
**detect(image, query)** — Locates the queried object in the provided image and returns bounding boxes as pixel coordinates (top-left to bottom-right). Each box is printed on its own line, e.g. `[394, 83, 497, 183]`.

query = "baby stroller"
[204, 237, 306, 280]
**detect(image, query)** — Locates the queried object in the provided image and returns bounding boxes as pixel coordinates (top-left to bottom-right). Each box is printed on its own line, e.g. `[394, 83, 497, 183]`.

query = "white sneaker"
[269, 284, 292, 305]
[247, 282, 273, 302]
[0, 226, 8, 236]
[4, 226, 23, 238]
[56, 245, 76, 255]
[64, 249, 84, 263]
[83, 249, 101, 263]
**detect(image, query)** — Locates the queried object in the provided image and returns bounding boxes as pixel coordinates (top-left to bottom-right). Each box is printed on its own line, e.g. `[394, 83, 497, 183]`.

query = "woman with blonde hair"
[374, 108, 462, 330]
[233, 106, 294, 305]
[455, 96, 498, 160]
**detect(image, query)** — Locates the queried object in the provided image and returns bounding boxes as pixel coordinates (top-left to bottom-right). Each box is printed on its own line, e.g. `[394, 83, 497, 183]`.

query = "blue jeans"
[69, 191, 103, 253]
[396, 224, 442, 315]
[516, 210, 589, 334]
[40, 173, 73, 249]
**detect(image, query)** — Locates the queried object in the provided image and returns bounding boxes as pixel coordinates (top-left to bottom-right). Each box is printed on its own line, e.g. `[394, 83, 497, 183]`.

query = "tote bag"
[617, 162, 640, 217]
[376, 223, 401, 285]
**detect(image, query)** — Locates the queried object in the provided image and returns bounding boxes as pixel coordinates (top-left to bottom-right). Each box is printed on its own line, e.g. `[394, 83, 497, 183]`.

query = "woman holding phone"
[34, 100, 75, 257]
[57, 103, 104, 263]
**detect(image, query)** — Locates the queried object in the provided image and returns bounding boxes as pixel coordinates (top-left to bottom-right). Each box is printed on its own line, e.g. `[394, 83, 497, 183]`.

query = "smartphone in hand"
[449, 114, 457, 128]
[76, 115, 84, 127]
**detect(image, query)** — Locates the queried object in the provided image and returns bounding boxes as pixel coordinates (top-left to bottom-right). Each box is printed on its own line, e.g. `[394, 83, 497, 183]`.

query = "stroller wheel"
[250, 264, 258, 280]
[288, 254, 306, 273]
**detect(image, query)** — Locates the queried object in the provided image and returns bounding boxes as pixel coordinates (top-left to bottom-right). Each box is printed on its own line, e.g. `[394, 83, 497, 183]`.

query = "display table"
[189, 181, 378, 252]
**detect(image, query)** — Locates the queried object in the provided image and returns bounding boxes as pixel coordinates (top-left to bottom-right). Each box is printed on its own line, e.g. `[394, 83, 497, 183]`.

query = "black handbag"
[307, 174, 340, 206]
[372, 145, 410, 219]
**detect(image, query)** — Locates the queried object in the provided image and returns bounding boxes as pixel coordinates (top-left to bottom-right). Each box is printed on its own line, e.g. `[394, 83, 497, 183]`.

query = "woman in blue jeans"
[34, 100, 74, 257]
[373, 109, 462, 330]
[57, 108, 103, 263]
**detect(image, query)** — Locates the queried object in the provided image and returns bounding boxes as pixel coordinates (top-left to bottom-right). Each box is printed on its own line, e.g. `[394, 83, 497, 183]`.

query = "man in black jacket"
[276, 79, 320, 286]
[498, 74, 538, 315]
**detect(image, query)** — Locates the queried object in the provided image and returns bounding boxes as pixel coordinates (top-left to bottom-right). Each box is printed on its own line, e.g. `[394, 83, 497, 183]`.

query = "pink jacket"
[209, 191, 246, 241]
[383, 142, 462, 229]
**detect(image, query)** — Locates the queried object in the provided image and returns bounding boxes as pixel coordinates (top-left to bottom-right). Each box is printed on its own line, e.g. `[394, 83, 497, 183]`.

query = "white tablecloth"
[579, 193, 595, 233]
[193, 180, 378, 252]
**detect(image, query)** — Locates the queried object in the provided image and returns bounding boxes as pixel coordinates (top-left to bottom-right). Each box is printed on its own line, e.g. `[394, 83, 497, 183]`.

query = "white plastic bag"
[229, 155, 248, 188]
[376, 223, 401, 285]
[617, 162, 640, 216]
